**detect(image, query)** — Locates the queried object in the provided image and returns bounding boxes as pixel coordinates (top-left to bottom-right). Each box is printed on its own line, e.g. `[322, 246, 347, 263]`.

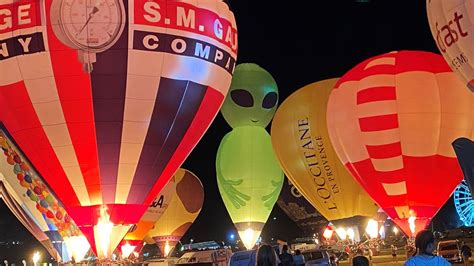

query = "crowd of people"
[255, 230, 472, 266]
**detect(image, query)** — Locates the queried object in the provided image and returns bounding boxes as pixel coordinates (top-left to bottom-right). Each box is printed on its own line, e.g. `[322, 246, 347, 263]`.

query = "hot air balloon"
[0, 180, 62, 261]
[326, 50, 474, 237]
[117, 175, 176, 258]
[271, 78, 378, 226]
[217, 63, 284, 250]
[452, 138, 474, 196]
[427, 0, 474, 92]
[0, 129, 87, 262]
[277, 178, 328, 234]
[145, 169, 204, 257]
[0, 0, 237, 258]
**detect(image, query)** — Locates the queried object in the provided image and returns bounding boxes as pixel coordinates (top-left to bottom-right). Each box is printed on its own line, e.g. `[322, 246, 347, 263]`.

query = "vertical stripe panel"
[126, 78, 207, 204]
[45, 0, 100, 205]
[90, 0, 129, 204]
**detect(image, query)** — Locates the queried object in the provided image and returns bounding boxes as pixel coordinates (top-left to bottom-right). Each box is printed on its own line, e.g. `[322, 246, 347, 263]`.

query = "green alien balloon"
[217, 63, 283, 250]
[216, 127, 283, 250]
[221, 63, 279, 128]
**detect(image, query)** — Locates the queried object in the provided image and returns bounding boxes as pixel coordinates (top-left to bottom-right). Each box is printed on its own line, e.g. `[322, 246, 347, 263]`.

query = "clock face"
[60, 0, 125, 51]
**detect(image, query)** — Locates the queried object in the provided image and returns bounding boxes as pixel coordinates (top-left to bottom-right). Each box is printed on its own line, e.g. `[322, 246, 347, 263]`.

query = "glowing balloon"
[0, 0, 237, 258]
[271, 78, 377, 223]
[326, 51, 474, 237]
[217, 64, 283, 250]
[0, 180, 62, 261]
[146, 169, 204, 256]
[0, 130, 86, 262]
[277, 178, 328, 233]
[427, 0, 474, 92]
[117, 176, 176, 257]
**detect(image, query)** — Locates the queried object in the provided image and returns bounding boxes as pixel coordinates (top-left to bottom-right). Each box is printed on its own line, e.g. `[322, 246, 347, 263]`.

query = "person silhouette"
[404, 230, 450, 266]
[257, 244, 278, 266]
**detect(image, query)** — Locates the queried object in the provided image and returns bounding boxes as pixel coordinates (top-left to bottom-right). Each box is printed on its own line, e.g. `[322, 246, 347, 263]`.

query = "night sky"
[0, 0, 466, 260]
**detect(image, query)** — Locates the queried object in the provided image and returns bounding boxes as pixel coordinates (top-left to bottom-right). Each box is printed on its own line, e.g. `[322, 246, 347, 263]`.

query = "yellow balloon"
[271, 78, 378, 222]
[145, 169, 204, 256]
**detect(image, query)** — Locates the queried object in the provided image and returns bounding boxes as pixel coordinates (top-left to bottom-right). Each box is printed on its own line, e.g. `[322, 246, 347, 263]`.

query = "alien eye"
[230, 89, 254, 107]
[262, 92, 278, 109]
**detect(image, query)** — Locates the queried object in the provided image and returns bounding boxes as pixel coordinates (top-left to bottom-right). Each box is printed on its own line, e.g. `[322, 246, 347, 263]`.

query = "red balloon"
[327, 51, 474, 237]
[0, 0, 237, 258]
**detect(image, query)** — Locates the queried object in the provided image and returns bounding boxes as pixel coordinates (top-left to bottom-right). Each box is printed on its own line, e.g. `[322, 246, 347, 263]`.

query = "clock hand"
[76, 6, 99, 36]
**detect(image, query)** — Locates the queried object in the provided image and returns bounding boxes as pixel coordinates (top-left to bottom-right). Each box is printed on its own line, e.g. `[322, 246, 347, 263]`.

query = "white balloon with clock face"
[51, 0, 125, 52]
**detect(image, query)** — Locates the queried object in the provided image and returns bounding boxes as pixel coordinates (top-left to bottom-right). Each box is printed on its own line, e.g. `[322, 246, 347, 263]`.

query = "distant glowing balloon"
[0, 0, 237, 258]
[427, 0, 474, 92]
[0, 180, 61, 261]
[145, 169, 204, 256]
[117, 177, 176, 257]
[0, 130, 85, 262]
[271, 78, 378, 222]
[327, 51, 474, 236]
[217, 64, 283, 250]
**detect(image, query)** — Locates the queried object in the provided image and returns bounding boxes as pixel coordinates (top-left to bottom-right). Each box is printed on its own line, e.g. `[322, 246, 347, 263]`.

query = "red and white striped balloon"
[327, 51, 474, 237]
[0, 0, 237, 258]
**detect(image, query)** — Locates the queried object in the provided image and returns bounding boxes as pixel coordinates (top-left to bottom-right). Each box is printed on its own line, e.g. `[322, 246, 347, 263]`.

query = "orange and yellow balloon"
[145, 169, 204, 256]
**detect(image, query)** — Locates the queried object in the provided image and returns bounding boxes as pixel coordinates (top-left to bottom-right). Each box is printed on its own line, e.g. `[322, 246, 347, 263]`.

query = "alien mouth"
[251, 119, 259, 123]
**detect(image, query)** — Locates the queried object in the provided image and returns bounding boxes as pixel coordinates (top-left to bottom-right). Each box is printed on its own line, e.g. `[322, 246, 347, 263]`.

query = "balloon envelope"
[217, 126, 283, 249]
[271, 78, 378, 223]
[0, 0, 237, 258]
[0, 180, 62, 261]
[146, 169, 204, 256]
[427, 0, 474, 92]
[0, 129, 87, 262]
[326, 51, 474, 237]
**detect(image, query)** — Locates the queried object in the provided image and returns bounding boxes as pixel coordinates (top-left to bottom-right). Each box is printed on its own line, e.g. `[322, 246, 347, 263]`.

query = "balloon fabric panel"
[271, 78, 377, 222]
[276, 178, 329, 233]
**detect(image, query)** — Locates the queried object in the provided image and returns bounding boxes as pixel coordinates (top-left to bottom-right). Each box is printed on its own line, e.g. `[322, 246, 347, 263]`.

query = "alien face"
[221, 63, 279, 128]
